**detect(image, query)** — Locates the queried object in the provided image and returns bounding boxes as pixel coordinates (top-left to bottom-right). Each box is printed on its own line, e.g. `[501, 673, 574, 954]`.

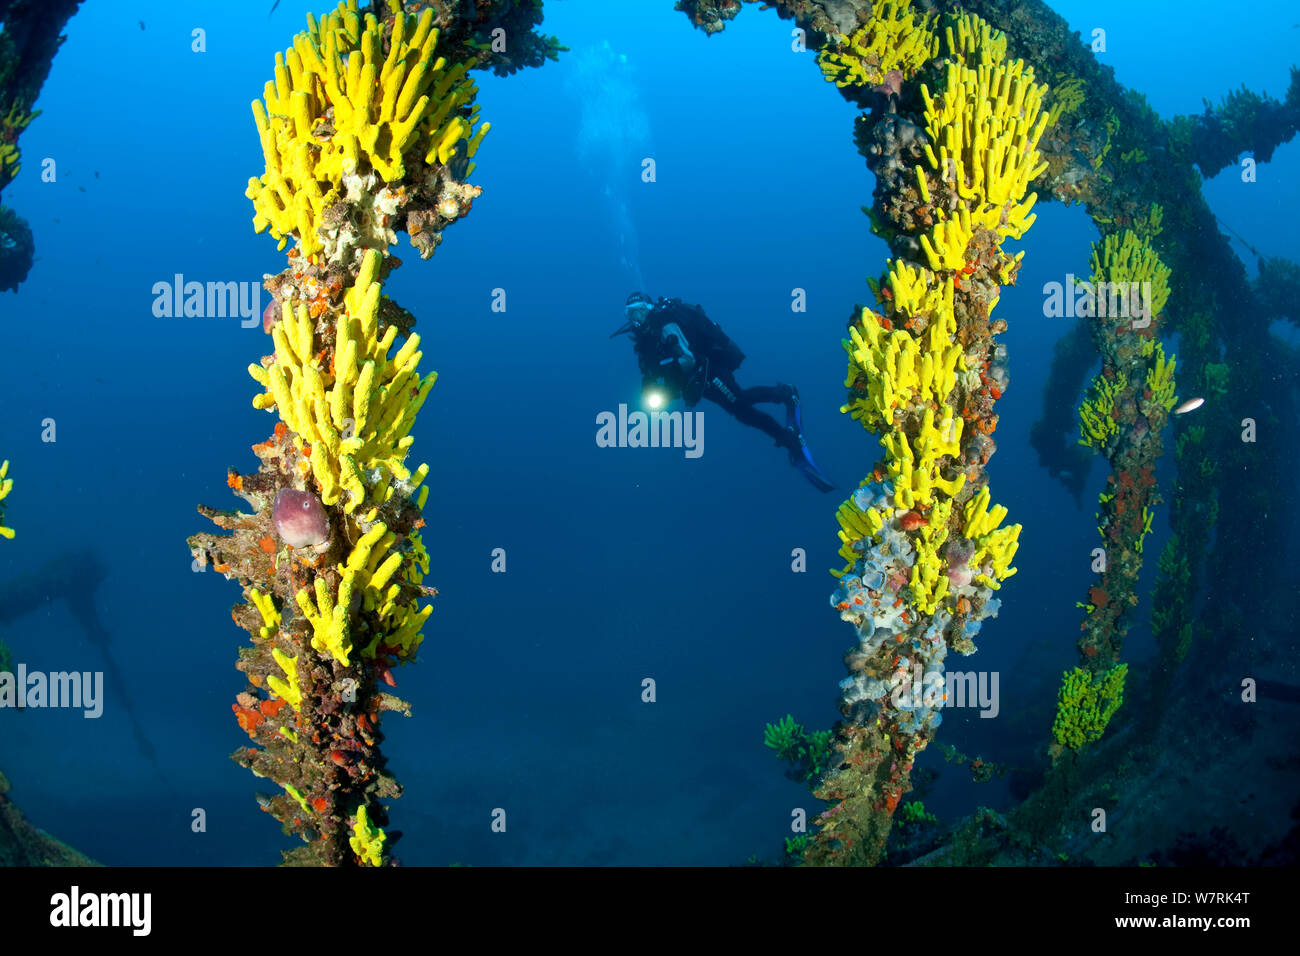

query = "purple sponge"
[273, 488, 329, 548]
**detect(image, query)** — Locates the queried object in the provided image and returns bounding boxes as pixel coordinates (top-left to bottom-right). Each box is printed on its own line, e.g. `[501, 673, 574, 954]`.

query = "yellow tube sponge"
[245, 0, 484, 258]
[941, 10, 1008, 65]
[909, 497, 953, 614]
[408, 529, 431, 578]
[918, 204, 976, 271]
[836, 495, 886, 568]
[331, 520, 432, 662]
[1142, 338, 1177, 414]
[0, 459, 13, 539]
[842, 307, 964, 429]
[0, 142, 19, 187]
[818, 0, 939, 90]
[296, 573, 356, 666]
[1078, 374, 1123, 451]
[376, 602, 432, 661]
[1137, 505, 1155, 554]
[882, 408, 965, 511]
[1045, 76, 1087, 129]
[0, 104, 38, 189]
[267, 647, 303, 711]
[349, 805, 386, 867]
[887, 260, 956, 340]
[1051, 663, 1126, 751]
[962, 486, 1021, 587]
[248, 588, 282, 638]
[920, 58, 1049, 238]
[251, 249, 435, 513]
[1088, 230, 1171, 320]
[283, 783, 311, 813]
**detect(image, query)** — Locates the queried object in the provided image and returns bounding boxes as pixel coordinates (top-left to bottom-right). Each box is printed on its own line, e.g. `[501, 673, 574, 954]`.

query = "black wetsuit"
[633, 298, 798, 455]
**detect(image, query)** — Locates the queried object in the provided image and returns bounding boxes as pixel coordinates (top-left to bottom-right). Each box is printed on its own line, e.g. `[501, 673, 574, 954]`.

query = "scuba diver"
[611, 292, 835, 492]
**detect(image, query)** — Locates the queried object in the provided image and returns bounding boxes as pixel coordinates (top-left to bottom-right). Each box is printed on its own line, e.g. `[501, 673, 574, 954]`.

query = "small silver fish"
[1172, 397, 1205, 415]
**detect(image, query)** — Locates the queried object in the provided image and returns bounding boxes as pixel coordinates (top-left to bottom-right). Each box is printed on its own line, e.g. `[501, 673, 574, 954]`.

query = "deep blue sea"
[0, 0, 1297, 865]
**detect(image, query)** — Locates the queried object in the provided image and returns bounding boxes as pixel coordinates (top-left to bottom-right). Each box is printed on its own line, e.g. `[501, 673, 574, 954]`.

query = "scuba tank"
[660, 298, 745, 373]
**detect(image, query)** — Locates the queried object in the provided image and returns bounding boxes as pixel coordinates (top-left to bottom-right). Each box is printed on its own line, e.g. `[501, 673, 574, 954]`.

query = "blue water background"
[0, 0, 1296, 864]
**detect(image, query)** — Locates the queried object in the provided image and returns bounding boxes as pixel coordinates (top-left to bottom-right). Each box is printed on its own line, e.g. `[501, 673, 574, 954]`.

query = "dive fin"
[793, 445, 836, 492]
[782, 387, 830, 491]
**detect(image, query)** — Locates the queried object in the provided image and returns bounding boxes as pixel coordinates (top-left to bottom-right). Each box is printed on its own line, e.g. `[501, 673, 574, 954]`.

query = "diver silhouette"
[611, 291, 834, 491]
